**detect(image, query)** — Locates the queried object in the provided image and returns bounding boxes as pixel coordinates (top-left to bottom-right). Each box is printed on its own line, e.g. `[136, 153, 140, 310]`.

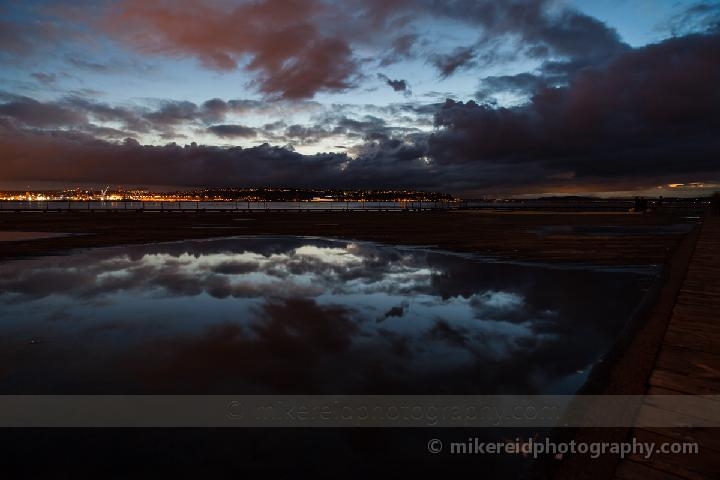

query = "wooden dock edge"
[530, 211, 705, 480]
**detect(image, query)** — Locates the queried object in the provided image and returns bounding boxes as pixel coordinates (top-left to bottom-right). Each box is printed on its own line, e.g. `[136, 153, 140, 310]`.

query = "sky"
[0, 0, 719, 196]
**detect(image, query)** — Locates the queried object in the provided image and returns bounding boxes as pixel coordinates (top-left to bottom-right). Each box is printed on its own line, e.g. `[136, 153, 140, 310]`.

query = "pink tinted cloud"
[101, 0, 359, 99]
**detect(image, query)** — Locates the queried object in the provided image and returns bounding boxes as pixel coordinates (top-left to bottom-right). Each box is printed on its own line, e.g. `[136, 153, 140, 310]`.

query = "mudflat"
[0, 209, 700, 265]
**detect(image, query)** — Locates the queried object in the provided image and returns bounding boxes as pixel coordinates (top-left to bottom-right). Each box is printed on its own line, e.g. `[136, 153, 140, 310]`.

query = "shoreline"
[0, 209, 699, 265]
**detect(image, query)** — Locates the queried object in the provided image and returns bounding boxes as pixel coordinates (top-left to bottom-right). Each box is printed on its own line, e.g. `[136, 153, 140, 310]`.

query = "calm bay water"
[0, 236, 655, 395]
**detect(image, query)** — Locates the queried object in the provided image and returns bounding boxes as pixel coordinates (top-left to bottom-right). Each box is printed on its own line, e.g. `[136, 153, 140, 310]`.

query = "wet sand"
[0, 231, 75, 241]
[0, 209, 700, 265]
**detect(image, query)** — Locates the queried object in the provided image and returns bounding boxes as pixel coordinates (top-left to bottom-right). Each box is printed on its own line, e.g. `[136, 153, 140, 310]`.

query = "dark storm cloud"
[0, 95, 293, 137]
[5, 0, 628, 101]
[0, 19, 67, 58]
[1, 5, 719, 194]
[63, 96, 152, 133]
[64, 55, 156, 76]
[341, 136, 436, 188]
[377, 73, 411, 95]
[144, 101, 201, 125]
[0, 95, 152, 135]
[3, 27, 719, 196]
[101, 0, 360, 99]
[156, 98, 322, 124]
[0, 128, 347, 187]
[421, 0, 628, 80]
[379, 33, 418, 66]
[30, 72, 58, 85]
[207, 124, 257, 139]
[665, 2, 720, 36]
[476, 73, 546, 102]
[429, 32, 720, 186]
[65, 56, 116, 73]
[261, 111, 424, 145]
[428, 0, 627, 61]
[380, 101, 445, 118]
[282, 124, 334, 144]
[0, 21, 32, 55]
[83, 0, 625, 97]
[0, 90, 424, 151]
[335, 116, 389, 137]
[354, 0, 627, 70]
[431, 46, 477, 78]
[201, 98, 230, 123]
[0, 94, 86, 128]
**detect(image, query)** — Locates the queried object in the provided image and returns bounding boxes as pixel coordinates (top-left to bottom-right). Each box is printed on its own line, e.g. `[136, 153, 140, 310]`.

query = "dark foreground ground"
[0, 209, 700, 265]
[0, 208, 713, 480]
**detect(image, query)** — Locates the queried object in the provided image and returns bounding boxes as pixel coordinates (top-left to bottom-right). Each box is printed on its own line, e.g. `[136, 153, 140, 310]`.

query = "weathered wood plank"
[654, 347, 720, 380]
[613, 214, 720, 478]
[649, 369, 720, 395]
[667, 316, 720, 329]
[663, 327, 720, 354]
[614, 460, 689, 480]
[635, 404, 720, 428]
[640, 427, 720, 454]
[626, 429, 720, 480]
[641, 393, 720, 423]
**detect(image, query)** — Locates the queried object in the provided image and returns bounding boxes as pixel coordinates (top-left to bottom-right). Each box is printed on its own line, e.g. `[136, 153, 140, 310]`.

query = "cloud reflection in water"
[0, 237, 654, 394]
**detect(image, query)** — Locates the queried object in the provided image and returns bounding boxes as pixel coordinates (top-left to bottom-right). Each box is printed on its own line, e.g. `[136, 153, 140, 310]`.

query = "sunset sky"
[1, 0, 719, 195]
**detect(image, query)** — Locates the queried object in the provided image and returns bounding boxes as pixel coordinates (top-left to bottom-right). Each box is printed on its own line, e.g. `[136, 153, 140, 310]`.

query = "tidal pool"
[0, 236, 656, 395]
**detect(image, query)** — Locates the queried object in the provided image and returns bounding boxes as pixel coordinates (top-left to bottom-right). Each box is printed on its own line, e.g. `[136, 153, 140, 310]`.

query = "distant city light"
[0, 187, 458, 203]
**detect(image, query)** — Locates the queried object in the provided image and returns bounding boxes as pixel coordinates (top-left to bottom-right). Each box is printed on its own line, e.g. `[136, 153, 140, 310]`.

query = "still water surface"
[0, 237, 655, 394]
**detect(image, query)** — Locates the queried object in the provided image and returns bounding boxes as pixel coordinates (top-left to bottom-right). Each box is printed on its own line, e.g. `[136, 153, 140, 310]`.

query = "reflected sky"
[0, 237, 655, 394]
